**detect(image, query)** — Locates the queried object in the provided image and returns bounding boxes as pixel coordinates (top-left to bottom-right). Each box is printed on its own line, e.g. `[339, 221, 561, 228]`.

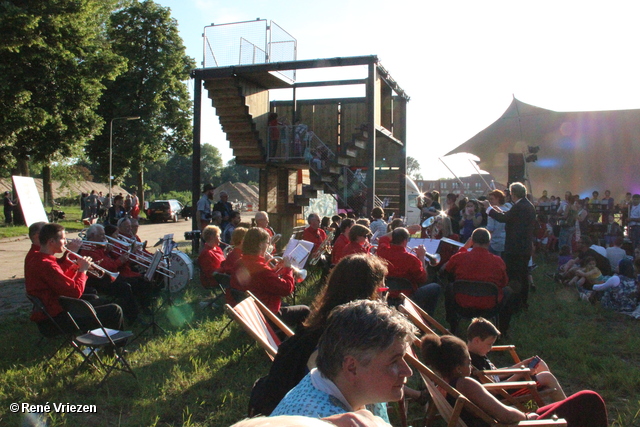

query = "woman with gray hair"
[271, 300, 417, 422]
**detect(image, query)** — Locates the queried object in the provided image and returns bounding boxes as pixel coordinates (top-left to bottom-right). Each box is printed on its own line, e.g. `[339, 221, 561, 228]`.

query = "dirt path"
[0, 219, 194, 319]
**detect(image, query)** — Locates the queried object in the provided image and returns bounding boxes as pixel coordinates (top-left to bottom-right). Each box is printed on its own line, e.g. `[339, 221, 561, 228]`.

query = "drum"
[165, 250, 193, 293]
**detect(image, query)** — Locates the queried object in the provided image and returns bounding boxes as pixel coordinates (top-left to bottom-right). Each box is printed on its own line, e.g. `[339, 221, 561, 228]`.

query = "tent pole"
[468, 159, 492, 193]
[438, 157, 465, 188]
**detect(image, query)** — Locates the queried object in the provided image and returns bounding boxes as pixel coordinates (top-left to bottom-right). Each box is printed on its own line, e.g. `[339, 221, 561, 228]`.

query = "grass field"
[0, 253, 639, 426]
[0, 206, 86, 239]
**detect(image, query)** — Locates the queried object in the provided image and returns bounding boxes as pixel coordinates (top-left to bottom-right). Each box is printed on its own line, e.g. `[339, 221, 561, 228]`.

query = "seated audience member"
[376, 227, 441, 315]
[421, 334, 608, 427]
[558, 236, 613, 281]
[606, 236, 627, 272]
[567, 256, 608, 291]
[231, 227, 309, 327]
[26, 223, 124, 336]
[336, 224, 371, 261]
[198, 225, 225, 289]
[466, 318, 566, 403]
[442, 228, 513, 335]
[220, 227, 247, 275]
[271, 300, 417, 422]
[251, 254, 388, 416]
[589, 258, 638, 311]
[233, 411, 391, 427]
[332, 218, 354, 265]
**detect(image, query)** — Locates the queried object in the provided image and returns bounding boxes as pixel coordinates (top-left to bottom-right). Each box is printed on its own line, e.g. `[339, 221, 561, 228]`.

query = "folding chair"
[399, 293, 450, 336]
[404, 352, 567, 427]
[224, 291, 294, 361]
[58, 296, 136, 388]
[26, 294, 83, 365]
[450, 280, 501, 333]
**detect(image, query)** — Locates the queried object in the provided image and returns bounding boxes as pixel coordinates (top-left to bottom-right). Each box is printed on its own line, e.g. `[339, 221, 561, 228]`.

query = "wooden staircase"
[203, 77, 266, 166]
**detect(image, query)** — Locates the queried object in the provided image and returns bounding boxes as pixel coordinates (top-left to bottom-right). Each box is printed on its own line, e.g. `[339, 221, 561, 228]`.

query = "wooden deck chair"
[404, 352, 567, 427]
[224, 291, 294, 361]
[473, 347, 560, 407]
[399, 293, 450, 336]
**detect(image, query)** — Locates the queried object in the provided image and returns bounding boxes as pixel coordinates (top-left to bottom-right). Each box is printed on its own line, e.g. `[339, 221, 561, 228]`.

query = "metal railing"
[203, 20, 296, 81]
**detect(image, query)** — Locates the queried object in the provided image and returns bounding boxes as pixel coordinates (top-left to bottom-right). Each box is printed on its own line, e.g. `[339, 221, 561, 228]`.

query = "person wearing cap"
[197, 184, 215, 231]
[4, 190, 16, 225]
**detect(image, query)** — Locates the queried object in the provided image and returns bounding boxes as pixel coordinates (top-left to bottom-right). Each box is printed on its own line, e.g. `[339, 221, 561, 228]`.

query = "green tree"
[220, 158, 259, 185]
[0, 0, 125, 195]
[86, 0, 195, 208]
[407, 156, 423, 181]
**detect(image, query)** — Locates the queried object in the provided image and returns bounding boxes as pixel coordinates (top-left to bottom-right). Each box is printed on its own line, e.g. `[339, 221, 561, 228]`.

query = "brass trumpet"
[66, 248, 120, 280]
[411, 247, 441, 267]
[267, 256, 308, 283]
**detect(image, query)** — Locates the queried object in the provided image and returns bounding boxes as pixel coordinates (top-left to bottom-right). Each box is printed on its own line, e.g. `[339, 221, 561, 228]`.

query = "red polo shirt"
[340, 240, 369, 260]
[444, 247, 508, 309]
[377, 244, 427, 296]
[230, 254, 294, 313]
[26, 252, 87, 321]
[198, 243, 225, 289]
[302, 226, 326, 253]
[332, 234, 349, 264]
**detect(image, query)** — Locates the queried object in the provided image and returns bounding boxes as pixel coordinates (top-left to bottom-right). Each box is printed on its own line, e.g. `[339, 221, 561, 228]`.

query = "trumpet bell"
[426, 252, 441, 267]
[295, 268, 307, 283]
[421, 216, 435, 228]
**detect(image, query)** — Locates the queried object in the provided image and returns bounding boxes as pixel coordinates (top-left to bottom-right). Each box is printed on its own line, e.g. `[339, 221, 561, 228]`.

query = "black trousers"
[37, 304, 124, 337]
[503, 251, 531, 307]
[88, 276, 139, 323]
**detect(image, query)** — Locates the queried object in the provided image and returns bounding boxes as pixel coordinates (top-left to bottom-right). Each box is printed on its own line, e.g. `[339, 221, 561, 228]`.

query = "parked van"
[405, 176, 422, 226]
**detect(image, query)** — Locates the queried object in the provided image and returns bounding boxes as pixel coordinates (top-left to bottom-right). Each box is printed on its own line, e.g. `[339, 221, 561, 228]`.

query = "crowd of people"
[188, 181, 628, 426]
[25, 180, 634, 426]
[79, 190, 140, 225]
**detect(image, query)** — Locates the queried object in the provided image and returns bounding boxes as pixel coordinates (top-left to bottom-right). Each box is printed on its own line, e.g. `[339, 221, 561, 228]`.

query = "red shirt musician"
[198, 225, 225, 289]
[302, 213, 327, 254]
[25, 223, 124, 334]
[336, 224, 371, 262]
[331, 218, 354, 265]
[230, 227, 309, 328]
[443, 227, 512, 334]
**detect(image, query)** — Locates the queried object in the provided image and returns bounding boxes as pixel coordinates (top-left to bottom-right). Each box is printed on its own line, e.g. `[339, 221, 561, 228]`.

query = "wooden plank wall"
[341, 101, 368, 164]
[241, 79, 270, 139]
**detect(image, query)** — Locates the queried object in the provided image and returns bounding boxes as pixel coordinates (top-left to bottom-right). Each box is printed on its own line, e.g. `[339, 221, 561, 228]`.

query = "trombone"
[65, 248, 120, 280]
[105, 235, 175, 278]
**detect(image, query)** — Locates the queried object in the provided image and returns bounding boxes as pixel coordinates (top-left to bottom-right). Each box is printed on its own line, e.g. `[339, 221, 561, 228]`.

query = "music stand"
[133, 234, 175, 340]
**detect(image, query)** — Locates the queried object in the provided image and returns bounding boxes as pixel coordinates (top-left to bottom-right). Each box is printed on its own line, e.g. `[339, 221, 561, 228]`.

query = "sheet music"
[407, 238, 440, 254]
[89, 328, 119, 337]
[440, 237, 465, 248]
[283, 239, 314, 269]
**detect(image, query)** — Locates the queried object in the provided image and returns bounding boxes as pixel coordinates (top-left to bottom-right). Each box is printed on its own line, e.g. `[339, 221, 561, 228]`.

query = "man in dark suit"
[481, 182, 536, 308]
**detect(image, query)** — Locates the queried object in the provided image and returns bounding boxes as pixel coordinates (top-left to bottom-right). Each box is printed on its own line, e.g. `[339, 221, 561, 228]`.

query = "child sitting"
[568, 256, 602, 291]
[466, 317, 566, 404]
[557, 245, 572, 268]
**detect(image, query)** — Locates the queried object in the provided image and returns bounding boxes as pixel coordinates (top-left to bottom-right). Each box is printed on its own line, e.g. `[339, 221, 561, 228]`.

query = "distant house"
[415, 174, 505, 199]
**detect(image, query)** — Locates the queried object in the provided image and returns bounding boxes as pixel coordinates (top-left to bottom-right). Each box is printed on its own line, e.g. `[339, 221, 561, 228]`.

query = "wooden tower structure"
[191, 21, 409, 240]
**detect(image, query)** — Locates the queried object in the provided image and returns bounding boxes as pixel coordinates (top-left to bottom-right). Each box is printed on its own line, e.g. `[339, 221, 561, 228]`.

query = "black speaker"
[508, 153, 525, 184]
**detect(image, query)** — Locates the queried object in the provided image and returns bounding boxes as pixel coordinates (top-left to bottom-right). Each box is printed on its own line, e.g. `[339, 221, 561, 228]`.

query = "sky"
[156, 0, 640, 180]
